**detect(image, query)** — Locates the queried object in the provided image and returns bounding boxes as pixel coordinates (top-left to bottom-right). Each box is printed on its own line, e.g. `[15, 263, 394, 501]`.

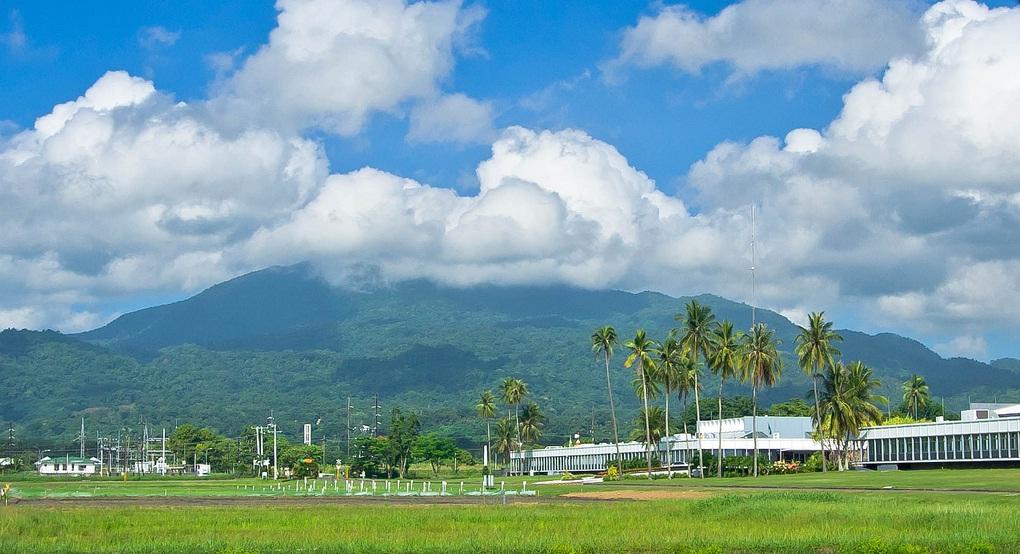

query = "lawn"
[599, 467, 1020, 492]
[3, 470, 1020, 552]
[1, 490, 1017, 553]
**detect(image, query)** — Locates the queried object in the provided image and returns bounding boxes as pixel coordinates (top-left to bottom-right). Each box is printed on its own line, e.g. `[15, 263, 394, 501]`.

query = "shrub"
[604, 465, 620, 481]
[560, 472, 576, 481]
[803, 452, 823, 472]
[770, 459, 801, 475]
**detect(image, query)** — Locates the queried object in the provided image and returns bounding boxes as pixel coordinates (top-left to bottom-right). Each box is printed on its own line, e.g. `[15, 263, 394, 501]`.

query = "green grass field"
[3, 470, 1020, 552]
[611, 467, 1020, 492]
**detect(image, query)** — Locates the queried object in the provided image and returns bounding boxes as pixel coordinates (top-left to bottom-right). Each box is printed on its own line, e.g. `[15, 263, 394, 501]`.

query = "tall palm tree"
[819, 361, 884, 469]
[519, 402, 545, 446]
[656, 333, 684, 477]
[902, 374, 930, 420]
[740, 323, 783, 477]
[591, 325, 624, 474]
[625, 329, 658, 478]
[675, 357, 699, 478]
[475, 390, 496, 466]
[500, 378, 528, 475]
[492, 417, 516, 465]
[707, 321, 741, 478]
[678, 299, 716, 477]
[794, 312, 842, 473]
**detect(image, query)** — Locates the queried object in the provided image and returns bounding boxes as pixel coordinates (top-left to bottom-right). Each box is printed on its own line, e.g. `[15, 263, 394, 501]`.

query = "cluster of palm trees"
[593, 299, 785, 478]
[593, 301, 889, 478]
[472, 301, 924, 478]
[475, 377, 544, 474]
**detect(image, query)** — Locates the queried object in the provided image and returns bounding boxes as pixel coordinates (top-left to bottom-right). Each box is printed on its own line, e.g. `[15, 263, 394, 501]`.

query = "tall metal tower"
[750, 204, 757, 329]
[372, 394, 381, 436]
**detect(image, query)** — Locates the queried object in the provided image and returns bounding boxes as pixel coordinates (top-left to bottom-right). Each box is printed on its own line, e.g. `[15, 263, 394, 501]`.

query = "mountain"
[3, 264, 1018, 448]
[991, 358, 1020, 373]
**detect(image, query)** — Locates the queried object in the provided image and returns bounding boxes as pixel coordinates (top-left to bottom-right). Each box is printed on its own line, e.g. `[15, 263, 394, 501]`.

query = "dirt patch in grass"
[561, 489, 711, 501]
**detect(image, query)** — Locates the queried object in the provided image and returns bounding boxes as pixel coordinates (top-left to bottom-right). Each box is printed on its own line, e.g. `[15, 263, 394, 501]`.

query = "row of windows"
[867, 432, 1020, 463]
[48, 464, 89, 471]
[514, 447, 808, 472]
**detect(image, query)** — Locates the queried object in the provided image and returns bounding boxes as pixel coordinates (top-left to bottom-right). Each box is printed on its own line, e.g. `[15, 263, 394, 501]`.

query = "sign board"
[303, 423, 312, 445]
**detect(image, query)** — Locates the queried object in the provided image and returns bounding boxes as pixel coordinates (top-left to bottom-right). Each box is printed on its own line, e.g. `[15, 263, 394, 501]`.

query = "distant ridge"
[2, 263, 1017, 443]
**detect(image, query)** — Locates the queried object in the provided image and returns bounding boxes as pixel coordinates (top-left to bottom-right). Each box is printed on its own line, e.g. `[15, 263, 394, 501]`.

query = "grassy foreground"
[613, 467, 1020, 492]
[2, 490, 1019, 553]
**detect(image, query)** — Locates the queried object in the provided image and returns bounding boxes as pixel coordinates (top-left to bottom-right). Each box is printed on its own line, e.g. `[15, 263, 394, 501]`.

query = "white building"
[860, 403, 1020, 469]
[35, 455, 103, 476]
[511, 416, 820, 475]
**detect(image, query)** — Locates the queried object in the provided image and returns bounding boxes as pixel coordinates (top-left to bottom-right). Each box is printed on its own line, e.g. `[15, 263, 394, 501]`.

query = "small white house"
[35, 455, 102, 476]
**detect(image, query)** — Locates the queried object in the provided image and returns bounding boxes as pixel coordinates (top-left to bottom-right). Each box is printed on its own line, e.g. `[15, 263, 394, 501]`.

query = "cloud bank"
[0, 0, 1018, 361]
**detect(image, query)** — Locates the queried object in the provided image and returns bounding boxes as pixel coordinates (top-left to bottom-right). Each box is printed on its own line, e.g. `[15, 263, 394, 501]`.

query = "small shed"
[35, 455, 102, 476]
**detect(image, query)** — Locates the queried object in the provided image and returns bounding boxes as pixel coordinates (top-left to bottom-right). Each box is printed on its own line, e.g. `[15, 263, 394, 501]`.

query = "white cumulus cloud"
[606, 0, 923, 78]
[214, 0, 486, 136]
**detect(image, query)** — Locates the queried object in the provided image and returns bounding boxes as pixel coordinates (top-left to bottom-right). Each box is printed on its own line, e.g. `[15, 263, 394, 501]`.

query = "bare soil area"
[561, 489, 711, 501]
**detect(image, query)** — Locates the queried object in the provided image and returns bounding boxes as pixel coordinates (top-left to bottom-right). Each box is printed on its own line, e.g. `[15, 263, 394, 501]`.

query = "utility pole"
[161, 428, 167, 475]
[78, 418, 86, 458]
[346, 397, 352, 459]
[143, 425, 149, 471]
[267, 415, 278, 479]
[5, 423, 14, 455]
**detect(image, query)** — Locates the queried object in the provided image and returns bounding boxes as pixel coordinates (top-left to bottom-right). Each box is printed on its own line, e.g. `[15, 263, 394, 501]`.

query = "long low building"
[860, 403, 1020, 469]
[511, 416, 820, 475]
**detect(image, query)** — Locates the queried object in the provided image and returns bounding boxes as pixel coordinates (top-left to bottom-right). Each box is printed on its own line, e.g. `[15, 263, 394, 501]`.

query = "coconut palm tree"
[500, 378, 528, 474]
[675, 356, 699, 478]
[624, 329, 658, 478]
[519, 402, 544, 446]
[794, 311, 842, 473]
[902, 374, 930, 420]
[707, 320, 741, 478]
[475, 390, 496, 466]
[678, 299, 716, 477]
[492, 417, 516, 465]
[630, 406, 667, 446]
[818, 361, 884, 469]
[740, 323, 783, 476]
[591, 325, 624, 474]
[656, 332, 684, 477]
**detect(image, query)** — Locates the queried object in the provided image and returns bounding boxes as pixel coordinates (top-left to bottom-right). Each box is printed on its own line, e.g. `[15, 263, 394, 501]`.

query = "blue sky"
[2, 1, 855, 190]
[2, 1, 1020, 361]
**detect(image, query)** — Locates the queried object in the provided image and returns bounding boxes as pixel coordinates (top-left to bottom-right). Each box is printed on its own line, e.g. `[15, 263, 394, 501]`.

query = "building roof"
[36, 456, 100, 465]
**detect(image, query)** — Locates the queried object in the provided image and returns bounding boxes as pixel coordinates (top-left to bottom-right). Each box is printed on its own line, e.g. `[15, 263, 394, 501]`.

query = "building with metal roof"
[511, 416, 820, 475]
[860, 403, 1020, 469]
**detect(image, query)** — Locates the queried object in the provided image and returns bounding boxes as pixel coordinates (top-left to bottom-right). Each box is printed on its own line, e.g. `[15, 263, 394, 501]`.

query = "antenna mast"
[750, 204, 757, 329]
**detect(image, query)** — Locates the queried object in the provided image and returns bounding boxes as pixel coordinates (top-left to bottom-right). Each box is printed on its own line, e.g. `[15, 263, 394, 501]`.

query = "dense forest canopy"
[1, 264, 1016, 454]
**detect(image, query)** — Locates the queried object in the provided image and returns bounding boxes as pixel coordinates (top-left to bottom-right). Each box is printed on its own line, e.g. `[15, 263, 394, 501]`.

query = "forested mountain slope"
[2, 264, 1016, 446]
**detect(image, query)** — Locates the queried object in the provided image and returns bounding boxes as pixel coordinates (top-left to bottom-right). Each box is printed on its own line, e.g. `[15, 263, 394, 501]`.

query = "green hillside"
[992, 358, 1020, 373]
[2, 264, 1017, 449]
